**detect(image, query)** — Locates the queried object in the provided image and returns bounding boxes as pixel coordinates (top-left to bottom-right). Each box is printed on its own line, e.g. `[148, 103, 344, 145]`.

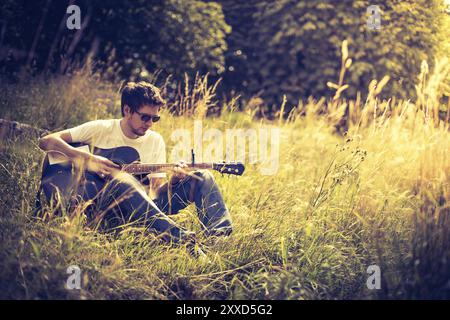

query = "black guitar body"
[40, 143, 141, 205]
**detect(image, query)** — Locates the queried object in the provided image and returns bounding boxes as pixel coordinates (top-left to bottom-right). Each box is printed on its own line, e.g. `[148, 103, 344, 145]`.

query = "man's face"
[124, 104, 160, 137]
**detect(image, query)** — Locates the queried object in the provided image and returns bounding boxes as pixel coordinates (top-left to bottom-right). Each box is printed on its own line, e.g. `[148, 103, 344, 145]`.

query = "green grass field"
[1, 95, 449, 299]
[1, 50, 449, 299]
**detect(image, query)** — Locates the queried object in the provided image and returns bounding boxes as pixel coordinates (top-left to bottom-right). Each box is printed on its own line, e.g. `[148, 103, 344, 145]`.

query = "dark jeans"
[88, 170, 233, 242]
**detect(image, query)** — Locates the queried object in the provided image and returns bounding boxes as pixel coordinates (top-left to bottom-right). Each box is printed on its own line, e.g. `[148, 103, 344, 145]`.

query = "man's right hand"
[86, 155, 120, 179]
[39, 131, 119, 179]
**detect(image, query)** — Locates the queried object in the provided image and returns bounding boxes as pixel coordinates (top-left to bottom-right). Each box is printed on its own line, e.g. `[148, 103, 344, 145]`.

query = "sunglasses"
[134, 110, 161, 123]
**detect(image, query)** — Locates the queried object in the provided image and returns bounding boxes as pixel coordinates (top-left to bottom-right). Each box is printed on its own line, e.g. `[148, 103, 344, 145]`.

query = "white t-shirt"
[68, 119, 166, 178]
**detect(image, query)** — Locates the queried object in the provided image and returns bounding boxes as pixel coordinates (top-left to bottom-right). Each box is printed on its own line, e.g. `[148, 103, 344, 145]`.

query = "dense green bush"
[221, 0, 450, 110]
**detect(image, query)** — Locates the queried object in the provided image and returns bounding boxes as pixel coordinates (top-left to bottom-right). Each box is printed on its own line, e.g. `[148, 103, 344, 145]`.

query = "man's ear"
[123, 105, 131, 117]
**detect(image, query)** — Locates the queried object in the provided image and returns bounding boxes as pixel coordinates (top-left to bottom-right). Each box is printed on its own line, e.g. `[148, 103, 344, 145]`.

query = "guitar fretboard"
[122, 163, 213, 174]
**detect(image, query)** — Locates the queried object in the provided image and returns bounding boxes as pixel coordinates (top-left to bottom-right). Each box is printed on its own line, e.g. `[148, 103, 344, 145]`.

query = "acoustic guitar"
[39, 143, 245, 204]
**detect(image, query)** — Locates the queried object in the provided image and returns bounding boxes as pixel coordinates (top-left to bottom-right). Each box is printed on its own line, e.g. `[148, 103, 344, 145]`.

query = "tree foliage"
[1, 0, 449, 110]
[222, 0, 449, 108]
[0, 0, 230, 80]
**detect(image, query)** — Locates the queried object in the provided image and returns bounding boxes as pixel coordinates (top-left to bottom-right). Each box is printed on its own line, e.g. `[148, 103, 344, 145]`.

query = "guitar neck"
[122, 163, 213, 175]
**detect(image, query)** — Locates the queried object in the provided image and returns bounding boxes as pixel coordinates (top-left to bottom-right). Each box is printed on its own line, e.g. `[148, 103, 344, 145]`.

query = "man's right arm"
[38, 131, 119, 177]
[39, 130, 91, 163]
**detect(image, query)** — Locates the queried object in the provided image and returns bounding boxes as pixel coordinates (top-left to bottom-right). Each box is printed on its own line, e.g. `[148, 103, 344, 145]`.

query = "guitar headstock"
[213, 162, 245, 176]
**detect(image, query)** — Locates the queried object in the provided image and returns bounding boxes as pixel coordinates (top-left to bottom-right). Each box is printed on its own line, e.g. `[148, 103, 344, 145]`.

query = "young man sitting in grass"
[38, 81, 232, 249]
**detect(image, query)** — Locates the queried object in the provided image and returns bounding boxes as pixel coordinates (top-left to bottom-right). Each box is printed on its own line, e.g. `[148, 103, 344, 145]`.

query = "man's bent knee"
[193, 170, 215, 186]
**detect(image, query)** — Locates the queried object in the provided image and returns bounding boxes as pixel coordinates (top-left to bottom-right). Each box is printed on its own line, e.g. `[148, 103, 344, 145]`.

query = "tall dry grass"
[0, 45, 449, 299]
[0, 63, 119, 131]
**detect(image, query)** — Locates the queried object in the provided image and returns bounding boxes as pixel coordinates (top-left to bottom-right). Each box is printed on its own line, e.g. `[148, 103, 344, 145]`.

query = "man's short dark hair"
[120, 81, 165, 116]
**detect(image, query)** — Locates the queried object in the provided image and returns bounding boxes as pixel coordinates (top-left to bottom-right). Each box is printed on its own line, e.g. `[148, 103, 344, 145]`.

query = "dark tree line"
[1, 0, 449, 110]
[0, 0, 230, 79]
